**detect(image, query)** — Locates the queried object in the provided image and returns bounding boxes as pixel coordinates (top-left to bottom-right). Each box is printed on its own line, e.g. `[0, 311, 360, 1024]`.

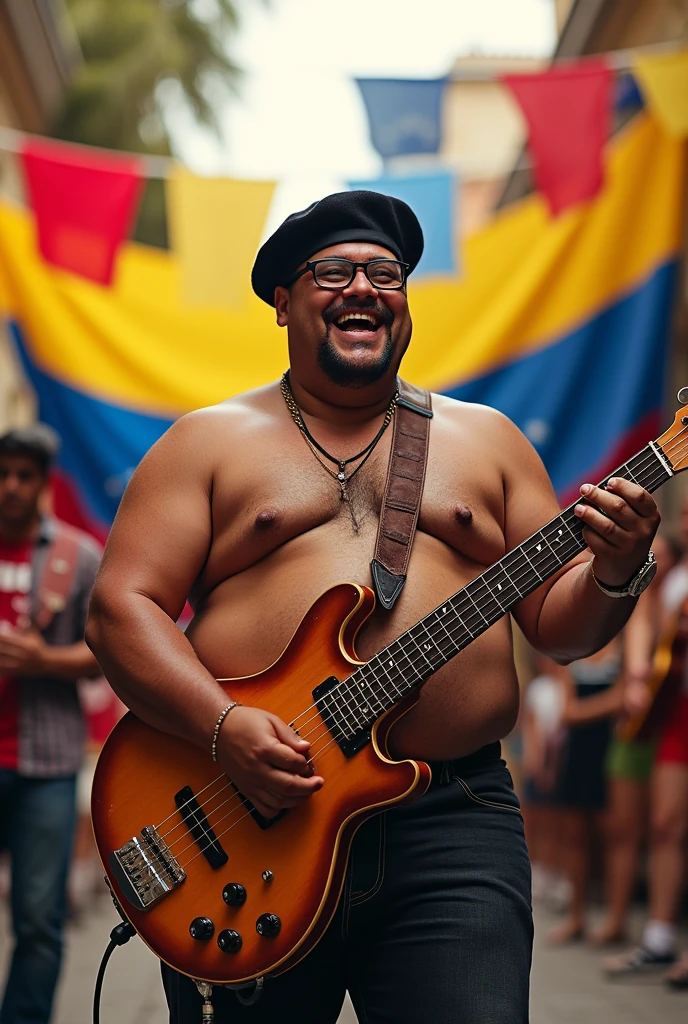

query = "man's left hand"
[574, 477, 660, 587]
[0, 627, 49, 676]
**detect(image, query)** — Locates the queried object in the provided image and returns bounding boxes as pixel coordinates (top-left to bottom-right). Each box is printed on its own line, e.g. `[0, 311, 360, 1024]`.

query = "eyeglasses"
[285, 258, 409, 291]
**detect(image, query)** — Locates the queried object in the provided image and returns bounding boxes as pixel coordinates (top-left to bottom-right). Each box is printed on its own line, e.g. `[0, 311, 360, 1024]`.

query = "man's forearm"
[85, 592, 231, 751]
[537, 560, 636, 663]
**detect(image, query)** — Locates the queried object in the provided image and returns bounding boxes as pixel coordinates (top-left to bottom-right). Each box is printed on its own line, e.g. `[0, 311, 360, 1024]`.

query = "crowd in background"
[519, 500, 688, 990]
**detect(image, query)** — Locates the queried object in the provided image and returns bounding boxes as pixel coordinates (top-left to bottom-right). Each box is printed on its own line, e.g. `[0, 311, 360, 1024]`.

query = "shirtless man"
[86, 191, 660, 1024]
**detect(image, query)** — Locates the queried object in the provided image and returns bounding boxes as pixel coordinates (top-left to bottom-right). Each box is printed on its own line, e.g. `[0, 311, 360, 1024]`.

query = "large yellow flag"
[166, 170, 276, 308]
[633, 49, 688, 137]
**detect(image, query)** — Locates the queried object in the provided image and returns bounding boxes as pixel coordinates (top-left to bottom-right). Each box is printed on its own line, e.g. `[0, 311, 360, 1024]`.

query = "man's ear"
[274, 286, 290, 327]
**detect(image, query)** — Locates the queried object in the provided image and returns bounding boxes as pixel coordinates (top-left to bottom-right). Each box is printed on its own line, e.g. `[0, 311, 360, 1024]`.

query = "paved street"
[1, 889, 686, 1023]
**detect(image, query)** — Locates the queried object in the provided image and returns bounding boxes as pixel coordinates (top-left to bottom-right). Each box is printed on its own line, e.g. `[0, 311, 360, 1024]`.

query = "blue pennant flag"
[355, 78, 446, 159]
[348, 171, 458, 277]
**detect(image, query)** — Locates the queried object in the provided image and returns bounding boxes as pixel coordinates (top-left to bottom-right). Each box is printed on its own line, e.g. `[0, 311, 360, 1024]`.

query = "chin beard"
[317, 328, 395, 388]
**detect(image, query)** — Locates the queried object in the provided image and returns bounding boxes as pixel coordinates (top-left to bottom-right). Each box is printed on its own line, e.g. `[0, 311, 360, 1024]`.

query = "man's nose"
[343, 267, 378, 298]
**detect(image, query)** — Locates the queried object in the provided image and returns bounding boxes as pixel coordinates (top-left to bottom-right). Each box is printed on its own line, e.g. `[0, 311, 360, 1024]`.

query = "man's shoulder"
[172, 383, 280, 436]
[427, 392, 518, 434]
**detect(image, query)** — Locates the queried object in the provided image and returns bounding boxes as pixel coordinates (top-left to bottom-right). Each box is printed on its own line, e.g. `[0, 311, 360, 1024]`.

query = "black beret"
[251, 190, 424, 306]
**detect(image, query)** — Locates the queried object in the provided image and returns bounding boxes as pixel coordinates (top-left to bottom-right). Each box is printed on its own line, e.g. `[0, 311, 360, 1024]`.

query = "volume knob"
[189, 917, 214, 940]
[217, 929, 243, 953]
[222, 883, 247, 907]
[256, 913, 281, 937]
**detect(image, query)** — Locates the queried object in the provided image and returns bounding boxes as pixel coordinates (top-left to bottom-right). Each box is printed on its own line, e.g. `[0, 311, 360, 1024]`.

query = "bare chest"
[192, 421, 507, 606]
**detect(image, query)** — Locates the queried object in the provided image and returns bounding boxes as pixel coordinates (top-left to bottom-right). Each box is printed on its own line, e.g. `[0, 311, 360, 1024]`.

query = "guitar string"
[153, 432, 687, 861]
[155, 437, 684, 858]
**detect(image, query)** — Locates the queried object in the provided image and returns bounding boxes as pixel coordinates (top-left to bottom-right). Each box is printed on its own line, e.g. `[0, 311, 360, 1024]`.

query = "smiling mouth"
[330, 311, 385, 335]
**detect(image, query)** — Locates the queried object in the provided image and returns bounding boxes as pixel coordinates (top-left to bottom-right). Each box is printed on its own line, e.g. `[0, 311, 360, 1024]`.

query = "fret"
[387, 638, 424, 687]
[408, 621, 445, 670]
[425, 607, 468, 658]
[345, 674, 375, 726]
[349, 669, 386, 718]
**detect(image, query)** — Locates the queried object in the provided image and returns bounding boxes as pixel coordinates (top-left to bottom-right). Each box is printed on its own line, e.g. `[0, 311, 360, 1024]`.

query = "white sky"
[169, 0, 557, 229]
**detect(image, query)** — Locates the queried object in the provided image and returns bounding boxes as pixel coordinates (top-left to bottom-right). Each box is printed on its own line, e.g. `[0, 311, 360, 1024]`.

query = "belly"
[186, 525, 520, 760]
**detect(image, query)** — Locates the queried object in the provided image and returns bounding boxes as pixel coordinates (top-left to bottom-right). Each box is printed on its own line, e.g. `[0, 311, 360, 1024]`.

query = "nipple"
[454, 504, 473, 524]
[255, 509, 279, 529]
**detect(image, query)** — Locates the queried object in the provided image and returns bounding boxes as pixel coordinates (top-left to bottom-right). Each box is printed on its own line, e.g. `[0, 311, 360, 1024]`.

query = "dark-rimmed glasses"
[284, 258, 409, 291]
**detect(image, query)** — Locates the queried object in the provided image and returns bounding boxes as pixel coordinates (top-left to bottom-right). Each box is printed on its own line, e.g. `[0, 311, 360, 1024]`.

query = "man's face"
[0, 455, 45, 528]
[275, 242, 413, 389]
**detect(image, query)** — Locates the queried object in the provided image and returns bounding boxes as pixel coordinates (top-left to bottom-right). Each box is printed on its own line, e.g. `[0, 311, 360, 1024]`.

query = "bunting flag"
[347, 171, 458, 276]
[355, 78, 446, 159]
[20, 137, 143, 285]
[502, 60, 613, 215]
[166, 170, 276, 308]
[632, 49, 688, 137]
[0, 114, 683, 537]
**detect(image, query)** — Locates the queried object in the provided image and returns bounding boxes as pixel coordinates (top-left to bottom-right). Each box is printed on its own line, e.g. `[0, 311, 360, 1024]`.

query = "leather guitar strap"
[371, 378, 432, 610]
[33, 524, 80, 631]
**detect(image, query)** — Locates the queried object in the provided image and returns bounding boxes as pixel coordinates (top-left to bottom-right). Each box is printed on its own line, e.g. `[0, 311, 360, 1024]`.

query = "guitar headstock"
[655, 388, 688, 473]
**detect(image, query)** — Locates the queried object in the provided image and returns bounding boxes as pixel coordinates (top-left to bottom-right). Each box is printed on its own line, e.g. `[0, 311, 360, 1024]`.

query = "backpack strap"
[33, 523, 80, 631]
[371, 379, 432, 610]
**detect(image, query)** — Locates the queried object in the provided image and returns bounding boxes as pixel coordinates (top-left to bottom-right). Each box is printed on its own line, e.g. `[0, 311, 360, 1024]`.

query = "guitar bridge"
[109, 826, 186, 910]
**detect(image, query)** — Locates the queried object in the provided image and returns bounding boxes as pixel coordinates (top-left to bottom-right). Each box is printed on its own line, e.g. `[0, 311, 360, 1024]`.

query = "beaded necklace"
[280, 371, 398, 532]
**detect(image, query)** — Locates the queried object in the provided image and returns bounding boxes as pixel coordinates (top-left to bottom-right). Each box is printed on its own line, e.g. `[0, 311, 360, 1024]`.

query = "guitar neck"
[333, 441, 673, 733]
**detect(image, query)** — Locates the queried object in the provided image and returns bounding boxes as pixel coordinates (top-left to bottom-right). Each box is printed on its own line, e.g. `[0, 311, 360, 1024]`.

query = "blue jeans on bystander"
[0, 771, 77, 1024]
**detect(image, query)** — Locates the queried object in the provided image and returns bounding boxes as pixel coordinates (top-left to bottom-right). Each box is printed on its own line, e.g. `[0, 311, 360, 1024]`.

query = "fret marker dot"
[442, 606, 447, 614]
[536, 544, 542, 552]
[498, 583, 502, 591]
[388, 660, 394, 667]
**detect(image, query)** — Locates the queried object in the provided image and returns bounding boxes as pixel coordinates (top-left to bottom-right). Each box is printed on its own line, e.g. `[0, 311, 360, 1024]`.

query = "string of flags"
[0, 46, 685, 303]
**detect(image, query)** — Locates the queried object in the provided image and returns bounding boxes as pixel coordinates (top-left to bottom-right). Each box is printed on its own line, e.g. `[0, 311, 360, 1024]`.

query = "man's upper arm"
[94, 412, 218, 621]
[492, 412, 587, 646]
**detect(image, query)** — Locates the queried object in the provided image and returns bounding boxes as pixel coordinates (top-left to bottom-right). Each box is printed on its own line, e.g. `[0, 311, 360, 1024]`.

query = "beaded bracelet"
[211, 701, 242, 762]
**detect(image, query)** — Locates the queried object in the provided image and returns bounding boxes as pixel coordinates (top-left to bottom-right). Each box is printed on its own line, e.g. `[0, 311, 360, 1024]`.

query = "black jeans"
[162, 742, 533, 1023]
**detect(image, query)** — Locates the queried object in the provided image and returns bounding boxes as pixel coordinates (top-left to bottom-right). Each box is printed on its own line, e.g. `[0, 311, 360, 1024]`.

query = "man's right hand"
[216, 705, 324, 819]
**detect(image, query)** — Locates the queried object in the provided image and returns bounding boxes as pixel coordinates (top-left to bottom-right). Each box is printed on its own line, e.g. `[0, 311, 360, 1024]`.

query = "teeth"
[335, 312, 377, 326]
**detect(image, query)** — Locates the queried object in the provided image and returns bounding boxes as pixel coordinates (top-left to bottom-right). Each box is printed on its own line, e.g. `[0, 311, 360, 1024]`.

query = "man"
[605, 494, 688, 987]
[0, 424, 102, 1024]
[86, 192, 660, 1023]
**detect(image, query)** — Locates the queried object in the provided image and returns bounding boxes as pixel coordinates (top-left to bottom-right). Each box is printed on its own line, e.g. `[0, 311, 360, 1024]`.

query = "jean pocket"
[450, 773, 522, 816]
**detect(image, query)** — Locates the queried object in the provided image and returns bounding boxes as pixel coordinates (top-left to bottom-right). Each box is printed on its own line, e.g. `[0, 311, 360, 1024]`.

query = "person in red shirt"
[0, 424, 101, 1024]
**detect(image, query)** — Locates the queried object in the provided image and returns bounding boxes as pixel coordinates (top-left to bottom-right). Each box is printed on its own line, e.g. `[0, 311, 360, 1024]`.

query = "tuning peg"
[678, 387, 688, 404]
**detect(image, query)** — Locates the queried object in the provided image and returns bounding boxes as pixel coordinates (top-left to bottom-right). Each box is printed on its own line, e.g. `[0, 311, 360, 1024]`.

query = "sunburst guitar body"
[91, 583, 430, 986]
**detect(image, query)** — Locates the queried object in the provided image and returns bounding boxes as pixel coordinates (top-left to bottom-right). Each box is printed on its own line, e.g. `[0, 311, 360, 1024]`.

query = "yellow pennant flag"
[166, 169, 276, 308]
[633, 49, 688, 138]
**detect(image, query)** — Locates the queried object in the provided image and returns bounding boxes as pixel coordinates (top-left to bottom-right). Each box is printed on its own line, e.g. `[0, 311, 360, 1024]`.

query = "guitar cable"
[93, 919, 137, 1024]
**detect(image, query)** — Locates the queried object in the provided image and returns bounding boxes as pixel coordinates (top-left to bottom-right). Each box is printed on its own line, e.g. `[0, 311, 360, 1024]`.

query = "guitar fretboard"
[322, 441, 673, 740]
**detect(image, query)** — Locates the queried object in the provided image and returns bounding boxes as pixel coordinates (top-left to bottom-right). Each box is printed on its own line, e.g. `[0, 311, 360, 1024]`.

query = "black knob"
[256, 913, 281, 938]
[217, 929, 243, 953]
[189, 917, 214, 940]
[222, 883, 247, 907]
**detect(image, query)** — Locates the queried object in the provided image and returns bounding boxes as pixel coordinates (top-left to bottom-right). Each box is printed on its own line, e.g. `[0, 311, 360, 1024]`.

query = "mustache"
[322, 298, 394, 328]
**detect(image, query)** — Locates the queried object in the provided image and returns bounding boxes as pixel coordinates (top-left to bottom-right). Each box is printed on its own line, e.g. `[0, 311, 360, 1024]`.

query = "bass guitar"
[91, 393, 688, 987]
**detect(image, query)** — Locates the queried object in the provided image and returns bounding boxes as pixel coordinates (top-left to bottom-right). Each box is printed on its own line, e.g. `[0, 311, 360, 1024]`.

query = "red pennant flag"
[502, 59, 613, 216]
[20, 137, 144, 285]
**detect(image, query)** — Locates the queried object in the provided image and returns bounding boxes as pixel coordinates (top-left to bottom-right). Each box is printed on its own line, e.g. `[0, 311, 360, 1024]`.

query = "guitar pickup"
[175, 786, 229, 869]
[110, 825, 186, 910]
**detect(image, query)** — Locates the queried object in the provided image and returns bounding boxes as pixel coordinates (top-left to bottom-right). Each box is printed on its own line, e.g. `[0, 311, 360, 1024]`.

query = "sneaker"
[604, 945, 677, 978]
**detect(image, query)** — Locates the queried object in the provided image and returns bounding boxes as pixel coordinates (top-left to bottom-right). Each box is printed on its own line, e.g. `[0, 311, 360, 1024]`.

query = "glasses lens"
[367, 261, 404, 288]
[313, 260, 354, 287]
